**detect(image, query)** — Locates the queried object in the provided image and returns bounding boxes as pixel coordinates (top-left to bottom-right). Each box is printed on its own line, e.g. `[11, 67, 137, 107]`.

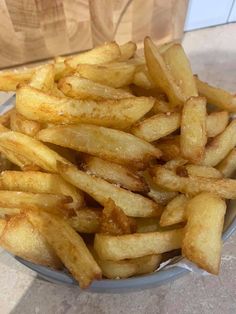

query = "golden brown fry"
[76, 62, 136, 88]
[66, 42, 121, 69]
[156, 136, 181, 161]
[133, 65, 155, 89]
[0, 109, 15, 128]
[195, 76, 236, 112]
[206, 111, 229, 137]
[68, 208, 102, 233]
[0, 171, 83, 209]
[0, 214, 62, 268]
[0, 69, 34, 91]
[182, 193, 226, 274]
[183, 164, 222, 179]
[58, 162, 163, 218]
[0, 207, 21, 217]
[54, 60, 72, 81]
[151, 165, 236, 199]
[58, 76, 133, 100]
[27, 210, 102, 288]
[100, 199, 136, 235]
[81, 155, 148, 192]
[160, 194, 189, 227]
[217, 148, 236, 178]
[0, 152, 13, 171]
[131, 112, 180, 142]
[151, 100, 175, 114]
[29, 64, 54, 92]
[203, 120, 236, 167]
[16, 85, 154, 130]
[37, 124, 161, 170]
[180, 96, 207, 163]
[119, 41, 137, 61]
[164, 158, 188, 171]
[135, 217, 160, 233]
[10, 110, 42, 137]
[94, 228, 184, 260]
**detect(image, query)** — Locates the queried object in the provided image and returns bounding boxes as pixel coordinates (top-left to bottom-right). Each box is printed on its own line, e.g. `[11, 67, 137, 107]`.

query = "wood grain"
[0, 0, 188, 69]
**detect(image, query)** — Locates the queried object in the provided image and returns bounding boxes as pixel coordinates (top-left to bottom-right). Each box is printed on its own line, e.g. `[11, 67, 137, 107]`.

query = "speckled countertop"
[1, 23, 236, 314]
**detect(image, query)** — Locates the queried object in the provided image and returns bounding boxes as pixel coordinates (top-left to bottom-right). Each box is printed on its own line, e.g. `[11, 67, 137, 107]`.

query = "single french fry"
[156, 136, 181, 161]
[135, 218, 160, 233]
[29, 64, 54, 92]
[0, 129, 71, 172]
[76, 62, 136, 88]
[54, 60, 72, 81]
[0, 214, 62, 268]
[203, 120, 236, 167]
[58, 162, 163, 218]
[0, 69, 34, 91]
[27, 210, 102, 288]
[119, 41, 137, 61]
[151, 100, 175, 114]
[94, 228, 184, 260]
[66, 42, 121, 69]
[133, 65, 156, 89]
[0, 171, 83, 209]
[206, 111, 229, 137]
[16, 85, 154, 130]
[10, 110, 42, 137]
[81, 155, 148, 192]
[68, 208, 102, 233]
[183, 164, 223, 179]
[58, 76, 133, 100]
[217, 148, 236, 178]
[37, 124, 161, 170]
[182, 193, 226, 274]
[131, 112, 180, 142]
[180, 96, 207, 163]
[195, 76, 236, 112]
[151, 165, 236, 199]
[160, 195, 189, 227]
[164, 158, 187, 171]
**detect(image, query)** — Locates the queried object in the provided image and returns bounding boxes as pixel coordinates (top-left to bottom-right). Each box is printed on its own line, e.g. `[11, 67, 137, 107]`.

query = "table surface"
[1, 23, 236, 314]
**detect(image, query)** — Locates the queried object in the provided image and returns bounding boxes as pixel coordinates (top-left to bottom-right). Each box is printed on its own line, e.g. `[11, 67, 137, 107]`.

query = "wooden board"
[0, 0, 188, 69]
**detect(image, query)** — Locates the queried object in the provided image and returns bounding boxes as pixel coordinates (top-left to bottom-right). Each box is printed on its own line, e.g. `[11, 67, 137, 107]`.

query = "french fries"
[94, 228, 184, 260]
[206, 111, 229, 137]
[58, 76, 133, 100]
[119, 41, 137, 61]
[0, 69, 34, 91]
[81, 155, 148, 192]
[16, 85, 154, 130]
[0, 207, 21, 217]
[152, 165, 236, 199]
[58, 162, 163, 218]
[183, 164, 222, 179]
[133, 65, 156, 89]
[195, 76, 236, 112]
[0, 109, 15, 128]
[0, 171, 83, 209]
[10, 110, 42, 137]
[156, 136, 180, 161]
[37, 124, 161, 169]
[135, 218, 160, 233]
[203, 120, 236, 167]
[180, 96, 207, 163]
[182, 193, 226, 274]
[68, 208, 102, 233]
[0, 214, 62, 268]
[27, 210, 102, 288]
[217, 149, 236, 177]
[29, 64, 54, 92]
[131, 112, 180, 142]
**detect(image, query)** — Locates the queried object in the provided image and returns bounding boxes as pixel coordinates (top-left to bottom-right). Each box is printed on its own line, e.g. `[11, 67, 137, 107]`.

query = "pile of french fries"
[0, 37, 235, 288]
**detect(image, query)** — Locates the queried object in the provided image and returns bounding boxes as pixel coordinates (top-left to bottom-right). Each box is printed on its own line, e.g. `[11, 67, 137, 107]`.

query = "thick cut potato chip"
[180, 97, 207, 163]
[58, 76, 133, 100]
[119, 41, 137, 61]
[0, 129, 70, 172]
[58, 162, 163, 218]
[195, 76, 236, 112]
[37, 124, 161, 169]
[131, 112, 180, 142]
[27, 210, 102, 288]
[66, 42, 121, 69]
[202, 120, 236, 167]
[217, 148, 236, 178]
[29, 64, 54, 92]
[94, 252, 161, 279]
[81, 155, 148, 192]
[156, 136, 180, 161]
[10, 110, 42, 137]
[160, 194, 189, 226]
[68, 208, 102, 233]
[0, 214, 62, 268]
[16, 86, 154, 130]
[206, 111, 229, 137]
[0, 171, 83, 209]
[151, 165, 236, 199]
[94, 228, 184, 260]
[76, 62, 136, 88]
[182, 193, 226, 274]
[0, 69, 34, 91]
[100, 199, 136, 235]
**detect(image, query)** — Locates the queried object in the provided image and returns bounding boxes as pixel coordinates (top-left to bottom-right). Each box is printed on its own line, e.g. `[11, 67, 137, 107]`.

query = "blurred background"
[0, 0, 236, 69]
